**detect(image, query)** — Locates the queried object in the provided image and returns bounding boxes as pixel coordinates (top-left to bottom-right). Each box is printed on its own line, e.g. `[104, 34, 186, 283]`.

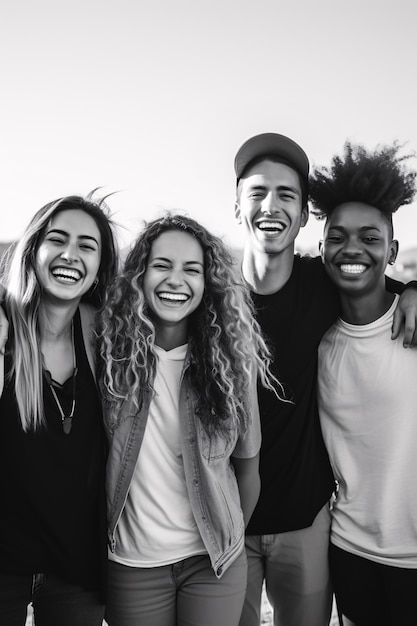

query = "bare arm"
[231, 453, 261, 527]
[0, 284, 6, 355]
[0, 305, 8, 397]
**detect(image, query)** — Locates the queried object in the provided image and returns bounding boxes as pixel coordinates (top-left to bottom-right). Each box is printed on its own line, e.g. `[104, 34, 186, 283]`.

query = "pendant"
[62, 417, 73, 435]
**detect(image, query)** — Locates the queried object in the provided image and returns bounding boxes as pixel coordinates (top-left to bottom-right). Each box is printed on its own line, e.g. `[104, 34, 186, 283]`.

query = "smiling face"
[143, 230, 205, 345]
[35, 209, 102, 304]
[321, 202, 398, 299]
[235, 159, 308, 257]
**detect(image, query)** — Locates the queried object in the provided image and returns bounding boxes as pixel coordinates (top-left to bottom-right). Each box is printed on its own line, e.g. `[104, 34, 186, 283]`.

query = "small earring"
[90, 277, 99, 293]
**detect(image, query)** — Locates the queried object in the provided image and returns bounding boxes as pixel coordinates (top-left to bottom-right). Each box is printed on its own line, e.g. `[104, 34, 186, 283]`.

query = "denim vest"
[105, 359, 261, 578]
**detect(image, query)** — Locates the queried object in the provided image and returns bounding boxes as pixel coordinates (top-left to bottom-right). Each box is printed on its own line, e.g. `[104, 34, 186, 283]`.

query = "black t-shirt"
[247, 254, 339, 534]
[0, 310, 107, 592]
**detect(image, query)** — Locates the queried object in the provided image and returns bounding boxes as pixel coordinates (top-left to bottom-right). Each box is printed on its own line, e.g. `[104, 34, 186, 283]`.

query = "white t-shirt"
[109, 344, 206, 567]
[318, 295, 417, 568]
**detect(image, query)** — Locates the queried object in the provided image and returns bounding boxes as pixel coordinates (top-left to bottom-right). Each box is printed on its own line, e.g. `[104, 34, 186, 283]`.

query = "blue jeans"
[0, 571, 104, 626]
[106, 551, 248, 626]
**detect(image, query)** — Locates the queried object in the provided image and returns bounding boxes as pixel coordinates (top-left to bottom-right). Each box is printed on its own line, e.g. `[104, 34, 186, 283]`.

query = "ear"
[234, 202, 242, 224]
[300, 204, 309, 228]
[388, 239, 399, 265]
[318, 239, 325, 264]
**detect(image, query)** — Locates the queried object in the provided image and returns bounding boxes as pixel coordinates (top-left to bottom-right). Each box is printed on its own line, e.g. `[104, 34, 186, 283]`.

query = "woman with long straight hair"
[0, 193, 118, 626]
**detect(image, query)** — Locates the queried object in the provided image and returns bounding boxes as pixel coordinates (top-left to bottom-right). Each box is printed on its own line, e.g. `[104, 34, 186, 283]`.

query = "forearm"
[391, 279, 417, 346]
[0, 354, 4, 397]
[0, 304, 8, 397]
[231, 454, 261, 527]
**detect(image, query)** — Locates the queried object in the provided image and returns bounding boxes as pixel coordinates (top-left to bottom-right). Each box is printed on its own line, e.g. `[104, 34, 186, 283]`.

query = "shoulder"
[294, 253, 339, 296]
[294, 252, 324, 274]
[79, 303, 98, 380]
[79, 302, 97, 331]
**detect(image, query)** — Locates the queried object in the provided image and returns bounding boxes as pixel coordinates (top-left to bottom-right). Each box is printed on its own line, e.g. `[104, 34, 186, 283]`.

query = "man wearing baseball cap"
[234, 133, 417, 626]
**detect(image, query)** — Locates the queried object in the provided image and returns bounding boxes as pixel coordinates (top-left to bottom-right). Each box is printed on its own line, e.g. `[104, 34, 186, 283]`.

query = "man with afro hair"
[312, 142, 417, 626]
[234, 133, 417, 626]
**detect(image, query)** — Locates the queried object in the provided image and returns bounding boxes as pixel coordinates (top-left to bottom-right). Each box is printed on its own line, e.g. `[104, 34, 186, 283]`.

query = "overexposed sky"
[2, 0, 417, 254]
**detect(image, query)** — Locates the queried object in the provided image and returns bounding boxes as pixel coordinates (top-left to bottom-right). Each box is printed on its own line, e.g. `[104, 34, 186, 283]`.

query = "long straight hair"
[1, 193, 118, 431]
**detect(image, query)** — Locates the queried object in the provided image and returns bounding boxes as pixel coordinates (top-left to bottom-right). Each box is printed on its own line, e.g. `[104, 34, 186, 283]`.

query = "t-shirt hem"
[108, 547, 208, 568]
[331, 536, 417, 570]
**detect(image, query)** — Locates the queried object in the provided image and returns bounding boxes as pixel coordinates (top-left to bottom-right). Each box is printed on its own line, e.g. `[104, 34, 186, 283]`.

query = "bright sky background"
[2, 0, 417, 256]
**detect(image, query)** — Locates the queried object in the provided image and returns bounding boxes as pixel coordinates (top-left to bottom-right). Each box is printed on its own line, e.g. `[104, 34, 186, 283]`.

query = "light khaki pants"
[239, 504, 333, 626]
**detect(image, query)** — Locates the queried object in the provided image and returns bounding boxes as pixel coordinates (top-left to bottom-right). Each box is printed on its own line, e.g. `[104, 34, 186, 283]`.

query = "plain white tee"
[318, 295, 417, 568]
[109, 343, 206, 567]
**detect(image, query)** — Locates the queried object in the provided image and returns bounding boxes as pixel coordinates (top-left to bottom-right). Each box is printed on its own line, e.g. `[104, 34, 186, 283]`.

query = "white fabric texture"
[318, 295, 417, 568]
[110, 343, 206, 567]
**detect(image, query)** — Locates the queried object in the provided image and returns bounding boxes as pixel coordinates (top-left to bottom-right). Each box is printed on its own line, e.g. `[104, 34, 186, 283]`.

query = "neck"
[154, 322, 188, 351]
[241, 244, 295, 294]
[39, 300, 79, 341]
[340, 288, 395, 325]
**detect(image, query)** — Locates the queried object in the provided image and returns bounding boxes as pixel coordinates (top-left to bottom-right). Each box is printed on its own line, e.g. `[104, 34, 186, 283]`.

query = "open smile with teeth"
[256, 220, 285, 233]
[339, 264, 367, 274]
[51, 267, 82, 282]
[157, 292, 190, 303]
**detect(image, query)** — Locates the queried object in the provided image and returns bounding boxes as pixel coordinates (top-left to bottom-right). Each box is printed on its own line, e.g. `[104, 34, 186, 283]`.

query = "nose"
[166, 268, 184, 287]
[342, 236, 363, 257]
[60, 242, 79, 263]
[261, 192, 279, 216]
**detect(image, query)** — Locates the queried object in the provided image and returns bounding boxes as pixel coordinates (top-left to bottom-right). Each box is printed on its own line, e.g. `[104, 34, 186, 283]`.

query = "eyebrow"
[46, 228, 100, 245]
[151, 255, 204, 267]
[247, 184, 300, 195]
[328, 225, 383, 232]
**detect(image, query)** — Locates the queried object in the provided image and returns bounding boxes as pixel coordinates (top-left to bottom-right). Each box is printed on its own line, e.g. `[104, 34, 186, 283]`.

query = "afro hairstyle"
[309, 141, 416, 222]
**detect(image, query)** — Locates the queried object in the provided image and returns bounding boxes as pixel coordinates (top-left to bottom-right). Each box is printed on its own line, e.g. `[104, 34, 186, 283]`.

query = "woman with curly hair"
[0, 193, 118, 625]
[100, 213, 283, 626]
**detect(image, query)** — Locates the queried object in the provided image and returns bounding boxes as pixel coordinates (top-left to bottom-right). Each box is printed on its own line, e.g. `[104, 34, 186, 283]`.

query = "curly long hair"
[309, 142, 416, 223]
[0, 192, 119, 431]
[99, 213, 286, 437]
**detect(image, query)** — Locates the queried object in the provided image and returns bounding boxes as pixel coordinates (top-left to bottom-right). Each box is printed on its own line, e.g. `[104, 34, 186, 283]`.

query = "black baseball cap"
[234, 132, 310, 182]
